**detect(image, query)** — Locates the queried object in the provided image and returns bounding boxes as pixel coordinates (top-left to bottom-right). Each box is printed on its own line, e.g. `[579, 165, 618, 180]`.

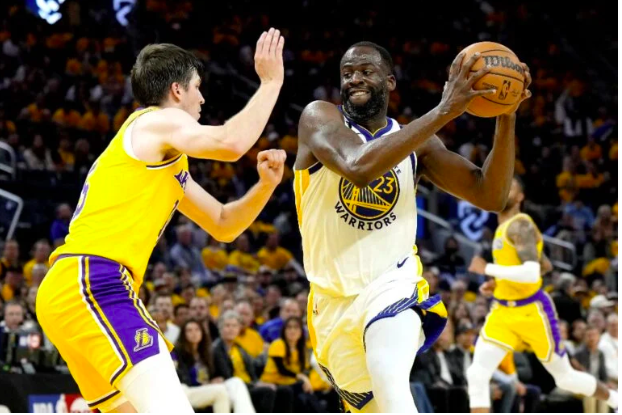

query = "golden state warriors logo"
[133, 328, 153, 352]
[335, 169, 400, 231]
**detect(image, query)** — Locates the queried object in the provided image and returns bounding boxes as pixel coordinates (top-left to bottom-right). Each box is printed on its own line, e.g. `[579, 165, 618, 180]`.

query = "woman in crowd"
[175, 319, 255, 412]
[261, 316, 322, 412]
[213, 310, 294, 412]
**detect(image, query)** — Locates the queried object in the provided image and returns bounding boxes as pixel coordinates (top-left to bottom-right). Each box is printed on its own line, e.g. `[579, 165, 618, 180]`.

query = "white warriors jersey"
[294, 110, 418, 297]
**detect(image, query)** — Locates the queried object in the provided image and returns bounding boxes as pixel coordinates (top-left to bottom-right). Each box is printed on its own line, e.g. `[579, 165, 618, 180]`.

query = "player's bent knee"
[543, 354, 597, 397]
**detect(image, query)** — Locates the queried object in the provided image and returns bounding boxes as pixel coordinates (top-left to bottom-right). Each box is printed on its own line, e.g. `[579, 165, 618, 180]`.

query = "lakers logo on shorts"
[339, 169, 400, 221]
[133, 328, 153, 352]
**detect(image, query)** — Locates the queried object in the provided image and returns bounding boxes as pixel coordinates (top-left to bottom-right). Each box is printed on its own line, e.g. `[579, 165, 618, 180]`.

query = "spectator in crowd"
[189, 296, 219, 340]
[174, 304, 190, 328]
[257, 232, 298, 273]
[574, 326, 609, 413]
[0, 240, 21, 279]
[229, 233, 260, 275]
[23, 134, 54, 171]
[261, 317, 321, 412]
[50, 204, 73, 247]
[260, 298, 301, 343]
[174, 319, 231, 412]
[551, 272, 583, 325]
[598, 314, 618, 385]
[154, 294, 180, 343]
[0, 301, 25, 359]
[411, 322, 469, 413]
[437, 236, 466, 284]
[201, 235, 229, 274]
[212, 310, 283, 412]
[170, 225, 210, 284]
[235, 300, 265, 358]
[23, 240, 50, 286]
[1, 268, 24, 301]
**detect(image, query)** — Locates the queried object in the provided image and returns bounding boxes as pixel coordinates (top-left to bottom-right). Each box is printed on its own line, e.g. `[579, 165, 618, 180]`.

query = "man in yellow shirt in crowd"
[23, 240, 51, 286]
[228, 233, 260, 274]
[201, 235, 229, 273]
[234, 300, 265, 358]
[580, 136, 603, 162]
[0, 240, 21, 280]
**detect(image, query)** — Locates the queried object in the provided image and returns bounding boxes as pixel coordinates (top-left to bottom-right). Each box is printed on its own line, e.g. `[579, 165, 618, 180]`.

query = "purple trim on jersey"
[338, 105, 393, 142]
[87, 390, 121, 408]
[85, 255, 161, 383]
[146, 153, 183, 169]
[308, 162, 323, 174]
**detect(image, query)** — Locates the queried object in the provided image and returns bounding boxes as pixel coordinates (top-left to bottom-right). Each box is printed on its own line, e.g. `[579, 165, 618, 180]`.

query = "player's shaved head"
[341, 41, 394, 74]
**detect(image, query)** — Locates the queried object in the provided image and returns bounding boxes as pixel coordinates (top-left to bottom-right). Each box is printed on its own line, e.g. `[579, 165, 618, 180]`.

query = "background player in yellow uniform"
[468, 178, 618, 412]
[36, 29, 286, 413]
[295, 43, 531, 412]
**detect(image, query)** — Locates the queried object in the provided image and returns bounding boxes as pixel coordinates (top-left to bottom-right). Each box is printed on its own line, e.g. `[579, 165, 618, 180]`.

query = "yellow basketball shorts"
[36, 254, 172, 409]
[307, 254, 448, 412]
[480, 290, 564, 362]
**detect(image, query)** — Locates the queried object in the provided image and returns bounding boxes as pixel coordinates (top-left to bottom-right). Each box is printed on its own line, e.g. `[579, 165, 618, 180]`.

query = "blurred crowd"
[0, 0, 617, 412]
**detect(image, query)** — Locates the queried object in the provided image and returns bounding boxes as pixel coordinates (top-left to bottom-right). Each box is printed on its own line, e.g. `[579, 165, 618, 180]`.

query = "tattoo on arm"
[507, 218, 539, 263]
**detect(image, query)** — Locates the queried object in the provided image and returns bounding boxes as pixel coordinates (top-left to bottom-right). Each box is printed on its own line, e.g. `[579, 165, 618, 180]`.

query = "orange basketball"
[461, 42, 525, 118]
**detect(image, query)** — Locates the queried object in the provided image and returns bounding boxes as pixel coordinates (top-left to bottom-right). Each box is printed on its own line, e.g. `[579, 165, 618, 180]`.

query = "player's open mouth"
[349, 90, 369, 97]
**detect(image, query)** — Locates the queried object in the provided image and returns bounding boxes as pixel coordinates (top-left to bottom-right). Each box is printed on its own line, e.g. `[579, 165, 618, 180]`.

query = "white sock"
[607, 390, 618, 409]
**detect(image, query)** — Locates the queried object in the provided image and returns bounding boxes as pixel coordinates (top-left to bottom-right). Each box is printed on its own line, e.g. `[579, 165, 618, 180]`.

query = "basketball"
[461, 42, 525, 118]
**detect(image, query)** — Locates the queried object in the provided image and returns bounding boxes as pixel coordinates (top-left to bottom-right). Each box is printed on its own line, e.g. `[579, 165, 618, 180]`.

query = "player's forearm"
[484, 260, 540, 283]
[347, 106, 453, 187]
[218, 180, 276, 242]
[477, 113, 516, 211]
[223, 82, 282, 156]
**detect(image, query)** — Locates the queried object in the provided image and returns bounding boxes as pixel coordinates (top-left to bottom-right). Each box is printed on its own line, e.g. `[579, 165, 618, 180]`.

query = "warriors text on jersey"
[50, 107, 189, 285]
[294, 112, 418, 297]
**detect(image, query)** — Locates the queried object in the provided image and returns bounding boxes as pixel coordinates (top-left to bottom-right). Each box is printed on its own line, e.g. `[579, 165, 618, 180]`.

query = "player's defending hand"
[438, 51, 497, 119]
[255, 28, 285, 86]
[257, 149, 286, 188]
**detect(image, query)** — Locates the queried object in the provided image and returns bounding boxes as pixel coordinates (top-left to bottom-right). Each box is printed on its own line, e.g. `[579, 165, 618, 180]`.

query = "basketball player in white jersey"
[294, 41, 531, 412]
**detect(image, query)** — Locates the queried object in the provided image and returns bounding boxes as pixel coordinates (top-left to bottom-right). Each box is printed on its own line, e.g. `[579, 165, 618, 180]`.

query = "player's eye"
[363, 70, 373, 76]
[343, 73, 351, 79]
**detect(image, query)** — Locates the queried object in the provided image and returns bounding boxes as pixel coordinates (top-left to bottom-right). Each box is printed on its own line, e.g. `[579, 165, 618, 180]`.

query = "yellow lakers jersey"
[51, 107, 189, 285]
[294, 113, 419, 297]
[492, 213, 543, 300]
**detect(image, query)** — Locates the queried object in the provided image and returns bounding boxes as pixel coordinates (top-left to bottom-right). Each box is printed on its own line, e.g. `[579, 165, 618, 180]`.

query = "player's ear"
[171, 82, 183, 101]
[387, 74, 396, 92]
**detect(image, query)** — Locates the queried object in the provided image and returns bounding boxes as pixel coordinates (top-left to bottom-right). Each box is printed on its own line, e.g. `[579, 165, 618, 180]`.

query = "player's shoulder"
[300, 101, 342, 125]
[506, 214, 538, 238]
[134, 107, 193, 133]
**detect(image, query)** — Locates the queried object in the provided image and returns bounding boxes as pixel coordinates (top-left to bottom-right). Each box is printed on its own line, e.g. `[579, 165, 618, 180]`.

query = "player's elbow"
[345, 164, 374, 188]
[212, 231, 237, 244]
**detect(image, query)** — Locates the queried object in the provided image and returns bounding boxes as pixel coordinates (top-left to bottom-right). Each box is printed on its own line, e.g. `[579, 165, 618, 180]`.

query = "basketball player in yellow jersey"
[295, 42, 531, 412]
[36, 29, 286, 413]
[467, 178, 618, 412]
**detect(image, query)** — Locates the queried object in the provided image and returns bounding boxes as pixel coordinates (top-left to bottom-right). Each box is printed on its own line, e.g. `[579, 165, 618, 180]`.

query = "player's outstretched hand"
[255, 28, 285, 86]
[257, 149, 286, 187]
[438, 52, 497, 119]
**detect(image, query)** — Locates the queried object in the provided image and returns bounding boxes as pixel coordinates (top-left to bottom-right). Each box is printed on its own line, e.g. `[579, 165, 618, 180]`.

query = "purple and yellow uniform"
[36, 107, 189, 409]
[480, 213, 564, 362]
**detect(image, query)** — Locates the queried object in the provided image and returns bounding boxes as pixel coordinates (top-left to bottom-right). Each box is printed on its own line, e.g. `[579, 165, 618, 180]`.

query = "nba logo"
[134, 328, 153, 352]
[499, 80, 511, 100]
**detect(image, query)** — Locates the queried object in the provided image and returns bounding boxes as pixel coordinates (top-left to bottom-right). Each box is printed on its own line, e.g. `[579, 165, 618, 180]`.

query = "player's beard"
[341, 84, 388, 124]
